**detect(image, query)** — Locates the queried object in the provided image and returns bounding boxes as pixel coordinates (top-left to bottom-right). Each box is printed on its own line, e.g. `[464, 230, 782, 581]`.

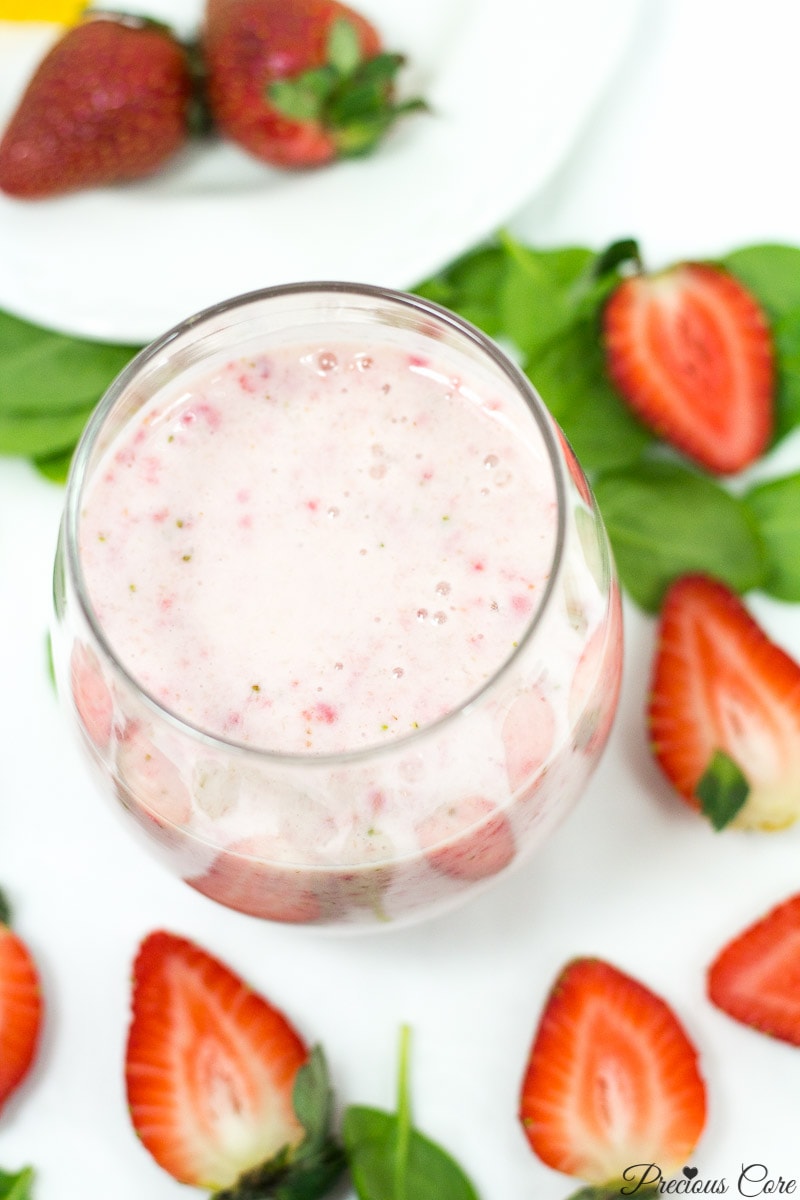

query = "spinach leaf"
[0, 1167, 34, 1200]
[744, 470, 800, 601]
[722, 244, 800, 321]
[342, 1027, 479, 1200]
[593, 460, 768, 611]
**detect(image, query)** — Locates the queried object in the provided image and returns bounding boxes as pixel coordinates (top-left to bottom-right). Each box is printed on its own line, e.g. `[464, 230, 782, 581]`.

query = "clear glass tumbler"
[52, 283, 622, 930]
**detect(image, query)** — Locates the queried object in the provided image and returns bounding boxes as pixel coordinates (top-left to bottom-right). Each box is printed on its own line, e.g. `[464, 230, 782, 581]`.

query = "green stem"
[0, 888, 11, 928]
[393, 1024, 412, 1200]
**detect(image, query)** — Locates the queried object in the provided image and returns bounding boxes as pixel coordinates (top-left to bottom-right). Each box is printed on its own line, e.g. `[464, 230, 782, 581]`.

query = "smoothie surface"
[79, 341, 558, 754]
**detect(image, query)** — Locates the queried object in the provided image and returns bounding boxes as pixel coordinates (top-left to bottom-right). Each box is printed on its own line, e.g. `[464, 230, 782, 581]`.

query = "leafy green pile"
[416, 237, 800, 611]
[3, 238, 799, 611]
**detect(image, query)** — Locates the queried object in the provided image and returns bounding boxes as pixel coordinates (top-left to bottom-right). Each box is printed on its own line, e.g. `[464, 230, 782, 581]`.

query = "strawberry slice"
[0, 891, 43, 1116]
[519, 958, 706, 1186]
[708, 892, 800, 1045]
[649, 574, 800, 831]
[125, 931, 344, 1193]
[603, 261, 774, 474]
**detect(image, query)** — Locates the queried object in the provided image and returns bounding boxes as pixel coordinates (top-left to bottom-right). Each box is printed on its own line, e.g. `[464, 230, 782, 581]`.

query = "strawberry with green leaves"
[708, 892, 800, 1045]
[0, 891, 43, 1117]
[203, 0, 426, 169]
[519, 958, 706, 1194]
[649, 574, 800, 830]
[0, 13, 193, 199]
[125, 931, 344, 1196]
[603, 259, 774, 475]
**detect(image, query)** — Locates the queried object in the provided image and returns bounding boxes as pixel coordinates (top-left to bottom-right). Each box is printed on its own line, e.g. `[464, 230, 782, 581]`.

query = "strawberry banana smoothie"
[56, 285, 622, 928]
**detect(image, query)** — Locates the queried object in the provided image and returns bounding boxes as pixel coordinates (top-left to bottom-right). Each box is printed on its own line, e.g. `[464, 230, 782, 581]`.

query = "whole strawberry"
[203, 0, 426, 169]
[0, 13, 193, 199]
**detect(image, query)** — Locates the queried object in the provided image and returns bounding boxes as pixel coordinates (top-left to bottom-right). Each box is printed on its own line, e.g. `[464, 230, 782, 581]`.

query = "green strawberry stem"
[268, 17, 427, 158]
[696, 748, 750, 830]
[0, 888, 11, 928]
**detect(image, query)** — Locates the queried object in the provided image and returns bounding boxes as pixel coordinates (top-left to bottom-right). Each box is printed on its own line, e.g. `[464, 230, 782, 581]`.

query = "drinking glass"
[51, 282, 622, 929]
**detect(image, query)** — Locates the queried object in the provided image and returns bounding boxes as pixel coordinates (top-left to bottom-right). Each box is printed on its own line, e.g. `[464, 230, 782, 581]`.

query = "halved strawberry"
[707, 892, 800, 1045]
[187, 836, 323, 924]
[603, 261, 774, 474]
[0, 891, 43, 1116]
[649, 574, 800, 831]
[519, 958, 706, 1187]
[416, 794, 515, 881]
[125, 931, 344, 1193]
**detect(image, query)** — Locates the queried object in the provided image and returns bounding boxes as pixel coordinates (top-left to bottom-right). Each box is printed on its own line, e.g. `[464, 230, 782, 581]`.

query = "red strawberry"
[203, 0, 426, 169]
[519, 958, 706, 1185]
[0, 13, 193, 199]
[603, 261, 774, 474]
[416, 794, 516, 881]
[70, 641, 114, 749]
[0, 891, 43, 1116]
[707, 892, 800, 1045]
[187, 836, 324, 924]
[649, 574, 800, 831]
[125, 931, 344, 1192]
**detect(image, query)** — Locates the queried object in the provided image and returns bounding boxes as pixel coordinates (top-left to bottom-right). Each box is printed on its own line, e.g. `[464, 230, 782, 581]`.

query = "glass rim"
[63, 279, 569, 767]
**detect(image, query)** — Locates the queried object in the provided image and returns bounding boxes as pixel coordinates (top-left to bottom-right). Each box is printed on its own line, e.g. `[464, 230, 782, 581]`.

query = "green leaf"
[212, 1047, 346, 1200]
[414, 243, 509, 338]
[498, 238, 595, 357]
[592, 460, 768, 611]
[343, 1108, 479, 1200]
[34, 446, 74, 484]
[525, 322, 652, 472]
[771, 307, 800, 439]
[744, 470, 800, 600]
[696, 749, 750, 830]
[343, 1026, 479, 1200]
[721, 243, 800, 321]
[0, 404, 95, 458]
[0, 309, 138, 417]
[0, 1167, 35, 1200]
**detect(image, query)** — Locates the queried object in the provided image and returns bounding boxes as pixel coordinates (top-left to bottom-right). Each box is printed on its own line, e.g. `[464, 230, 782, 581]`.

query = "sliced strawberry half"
[649, 574, 800, 830]
[708, 892, 800, 1045]
[519, 958, 706, 1185]
[125, 931, 344, 1192]
[0, 891, 43, 1115]
[603, 261, 774, 474]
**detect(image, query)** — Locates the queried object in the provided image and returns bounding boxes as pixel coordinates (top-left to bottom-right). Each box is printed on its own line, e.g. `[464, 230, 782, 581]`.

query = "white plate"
[0, 0, 642, 343]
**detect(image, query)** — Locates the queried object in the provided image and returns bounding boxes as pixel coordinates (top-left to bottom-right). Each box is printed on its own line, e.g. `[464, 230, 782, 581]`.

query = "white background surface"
[3, 2, 800, 1197]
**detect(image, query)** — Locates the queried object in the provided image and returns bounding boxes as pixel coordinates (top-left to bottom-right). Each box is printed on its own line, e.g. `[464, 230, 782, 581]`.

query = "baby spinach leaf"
[593, 460, 768, 611]
[744, 471, 800, 601]
[0, 309, 139, 417]
[772, 308, 800, 439]
[342, 1027, 479, 1200]
[0, 1167, 35, 1200]
[721, 244, 800, 321]
[414, 243, 508, 338]
[498, 238, 594, 358]
[0, 405, 96, 458]
[525, 322, 652, 472]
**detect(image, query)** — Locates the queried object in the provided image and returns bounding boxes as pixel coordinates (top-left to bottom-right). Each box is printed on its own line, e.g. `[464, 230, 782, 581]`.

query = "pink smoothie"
[68, 330, 620, 925]
[79, 342, 560, 753]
